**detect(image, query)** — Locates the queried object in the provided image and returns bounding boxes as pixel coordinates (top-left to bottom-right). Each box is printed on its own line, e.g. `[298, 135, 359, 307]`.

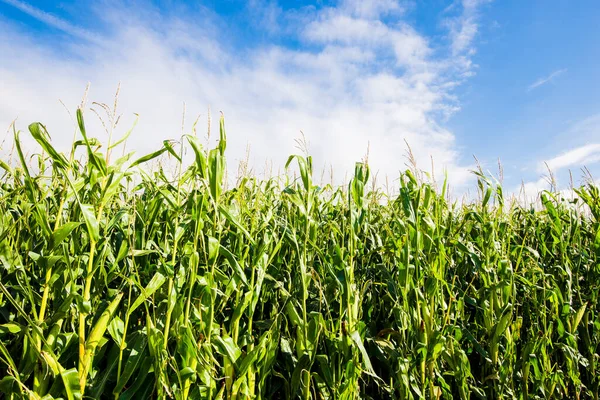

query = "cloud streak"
[0, 0, 488, 189]
[0, 0, 106, 45]
[527, 68, 567, 92]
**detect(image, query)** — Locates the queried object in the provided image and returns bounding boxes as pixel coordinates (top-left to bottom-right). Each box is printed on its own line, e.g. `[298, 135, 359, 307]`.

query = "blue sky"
[1, 0, 599, 197]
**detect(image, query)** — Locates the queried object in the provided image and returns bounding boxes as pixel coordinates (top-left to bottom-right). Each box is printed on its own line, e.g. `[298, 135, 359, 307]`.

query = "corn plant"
[0, 107, 599, 399]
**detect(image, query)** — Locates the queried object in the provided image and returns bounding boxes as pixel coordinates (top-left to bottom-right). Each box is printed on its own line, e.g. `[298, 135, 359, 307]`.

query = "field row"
[1, 112, 599, 399]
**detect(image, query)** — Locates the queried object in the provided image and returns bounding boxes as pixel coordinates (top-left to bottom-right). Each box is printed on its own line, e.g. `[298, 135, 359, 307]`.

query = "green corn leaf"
[219, 244, 248, 286]
[0, 340, 18, 373]
[113, 334, 148, 395]
[28, 122, 68, 169]
[213, 336, 241, 365]
[118, 356, 153, 400]
[107, 315, 124, 345]
[350, 330, 376, 375]
[61, 368, 82, 400]
[50, 222, 81, 250]
[208, 148, 224, 200]
[79, 204, 99, 242]
[492, 305, 513, 346]
[0, 159, 13, 175]
[0, 323, 22, 334]
[218, 204, 255, 244]
[128, 272, 166, 316]
[85, 293, 124, 357]
[163, 140, 182, 162]
[76, 108, 107, 176]
[218, 113, 227, 156]
[129, 147, 168, 169]
[179, 366, 196, 382]
[185, 134, 208, 178]
[571, 303, 587, 334]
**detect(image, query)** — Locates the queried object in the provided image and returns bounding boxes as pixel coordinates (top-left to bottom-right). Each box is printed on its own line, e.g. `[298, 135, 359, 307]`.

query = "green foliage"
[1, 110, 599, 400]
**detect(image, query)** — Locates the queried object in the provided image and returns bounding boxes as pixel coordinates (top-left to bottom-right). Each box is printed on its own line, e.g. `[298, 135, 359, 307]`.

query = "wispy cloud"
[337, 0, 407, 19]
[441, 0, 492, 79]
[447, 1, 491, 52]
[517, 114, 600, 199]
[0, 0, 488, 189]
[540, 143, 600, 173]
[527, 68, 567, 92]
[0, 0, 106, 45]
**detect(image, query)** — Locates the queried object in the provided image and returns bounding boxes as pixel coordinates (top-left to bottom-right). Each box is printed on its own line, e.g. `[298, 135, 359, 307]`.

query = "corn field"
[0, 108, 599, 400]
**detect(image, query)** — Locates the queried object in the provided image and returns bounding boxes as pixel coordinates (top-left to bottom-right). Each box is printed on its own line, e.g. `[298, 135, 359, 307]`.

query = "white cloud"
[540, 143, 600, 173]
[513, 177, 583, 208]
[515, 177, 550, 204]
[338, 0, 407, 19]
[303, 14, 431, 70]
[445, 0, 490, 56]
[517, 114, 600, 201]
[0, 0, 487, 190]
[527, 68, 567, 92]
